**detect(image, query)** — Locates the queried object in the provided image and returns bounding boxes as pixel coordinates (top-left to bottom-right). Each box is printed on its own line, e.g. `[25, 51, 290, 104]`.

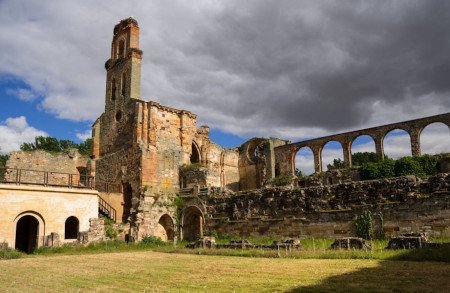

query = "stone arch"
[320, 140, 344, 171]
[419, 122, 450, 155]
[350, 135, 377, 165]
[64, 216, 79, 239]
[155, 214, 175, 241]
[383, 128, 411, 159]
[293, 146, 314, 176]
[190, 141, 201, 164]
[182, 206, 204, 241]
[14, 211, 45, 253]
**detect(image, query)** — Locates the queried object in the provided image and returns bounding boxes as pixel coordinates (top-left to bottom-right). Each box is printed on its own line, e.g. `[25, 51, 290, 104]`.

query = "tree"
[20, 136, 92, 156]
[351, 152, 382, 166]
[327, 158, 345, 170]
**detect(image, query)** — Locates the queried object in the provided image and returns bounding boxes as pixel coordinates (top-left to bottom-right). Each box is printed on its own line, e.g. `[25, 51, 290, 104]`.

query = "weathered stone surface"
[180, 173, 450, 238]
[386, 233, 428, 249]
[330, 237, 371, 250]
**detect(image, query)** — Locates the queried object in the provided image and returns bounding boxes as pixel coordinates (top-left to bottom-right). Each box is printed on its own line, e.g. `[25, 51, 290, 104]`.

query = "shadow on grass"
[287, 247, 450, 292]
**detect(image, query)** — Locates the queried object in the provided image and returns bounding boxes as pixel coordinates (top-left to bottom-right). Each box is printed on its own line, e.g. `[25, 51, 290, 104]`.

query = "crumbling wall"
[193, 174, 450, 238]
[5, 149, 89, 186]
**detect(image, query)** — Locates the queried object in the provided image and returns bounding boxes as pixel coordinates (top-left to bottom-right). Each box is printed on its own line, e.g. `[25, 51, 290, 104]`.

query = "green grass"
[1, 250, 449, 292]
[3, 237, 450, 263]
[0, 247, 24, 260]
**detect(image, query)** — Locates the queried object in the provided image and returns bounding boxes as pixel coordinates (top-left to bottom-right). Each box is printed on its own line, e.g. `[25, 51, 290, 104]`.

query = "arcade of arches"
[285, 113, 450, 175]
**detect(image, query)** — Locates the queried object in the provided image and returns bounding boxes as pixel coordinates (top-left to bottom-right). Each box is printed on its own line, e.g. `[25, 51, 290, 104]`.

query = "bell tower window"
[117, 40, 125, 58]
[111, 79, 116, 101]
[121, 72, 126, 96]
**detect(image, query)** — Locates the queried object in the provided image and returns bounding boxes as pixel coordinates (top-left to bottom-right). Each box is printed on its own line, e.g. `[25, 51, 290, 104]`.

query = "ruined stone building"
[91, 18, 450, 241]
[1, 18, 450, 252]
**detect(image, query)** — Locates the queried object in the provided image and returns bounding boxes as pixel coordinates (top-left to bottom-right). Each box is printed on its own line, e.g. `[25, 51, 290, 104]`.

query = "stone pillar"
[410, 128, 421, 157]
[342, 140, 352, 167]
[374, 135, 384, 160]
[311, 145, 322, 173]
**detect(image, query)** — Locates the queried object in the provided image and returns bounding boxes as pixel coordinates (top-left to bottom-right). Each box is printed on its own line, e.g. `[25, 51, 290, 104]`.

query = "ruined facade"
[91, 18, 241, 241]
[91, 18, 450, 242]
[3, 18, 449, 251]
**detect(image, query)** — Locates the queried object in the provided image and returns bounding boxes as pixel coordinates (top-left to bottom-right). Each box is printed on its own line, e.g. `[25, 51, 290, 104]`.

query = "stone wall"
[184, 174, 450, 238]
[5, 149, 89, 186]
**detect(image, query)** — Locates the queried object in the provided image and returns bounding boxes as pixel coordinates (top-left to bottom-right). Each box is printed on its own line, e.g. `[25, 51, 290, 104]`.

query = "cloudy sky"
[0, 0, 449, 173]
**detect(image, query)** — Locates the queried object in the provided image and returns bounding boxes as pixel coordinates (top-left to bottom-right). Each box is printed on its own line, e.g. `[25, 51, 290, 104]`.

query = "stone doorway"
[15, 215, 39, 253]
[155, 214, 175, 241]
[182, 206, 203, 242]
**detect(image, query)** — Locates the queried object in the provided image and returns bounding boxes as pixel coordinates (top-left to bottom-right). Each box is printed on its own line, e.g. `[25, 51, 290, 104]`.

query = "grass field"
[1, 250, 450, 292]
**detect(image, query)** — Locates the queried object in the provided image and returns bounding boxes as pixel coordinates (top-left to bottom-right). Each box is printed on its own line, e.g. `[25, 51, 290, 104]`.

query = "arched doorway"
[65, 216, 79, 239]
[182, 206, 203, 242]
[15, 215, 39, 253]
[155, 214, 175, 241]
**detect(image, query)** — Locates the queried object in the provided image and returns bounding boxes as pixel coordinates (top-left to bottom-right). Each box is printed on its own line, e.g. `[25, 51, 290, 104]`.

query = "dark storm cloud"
[150, 0, 450, 133]
[1, 0, 449, 142]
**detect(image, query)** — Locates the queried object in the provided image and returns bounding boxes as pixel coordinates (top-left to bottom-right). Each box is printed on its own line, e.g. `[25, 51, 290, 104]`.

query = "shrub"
[394, 157, 425, 177]
[141, 235, 165, 246]
[355, 210, 373, 240]
[271, 174, 293, 186]
[0, 246, 23, 259]
[360, 159, 395, 180]
[105, 226, 118, 239]
[416, 154, 439, 175]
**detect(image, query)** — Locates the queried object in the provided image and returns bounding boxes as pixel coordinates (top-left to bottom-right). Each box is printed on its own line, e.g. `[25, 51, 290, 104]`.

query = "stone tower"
[91, 18, 240, 242]
[105, 17, 141, 103]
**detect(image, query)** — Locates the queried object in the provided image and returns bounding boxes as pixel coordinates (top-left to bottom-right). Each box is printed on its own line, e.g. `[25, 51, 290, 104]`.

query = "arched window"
[121, 72, 126, 96]
[190, 142, 200, 163]
[117, 40, 125, 58]
[111, 79, 116, 101]
[65, 216, 79, 239]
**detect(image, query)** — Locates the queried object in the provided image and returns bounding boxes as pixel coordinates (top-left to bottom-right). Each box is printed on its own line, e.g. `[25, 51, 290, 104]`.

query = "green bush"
[0, 247, 23, 260]
[394, 157, 425, 177]
[272, 174, 293, 186]
[360, 159, 395, 180]
[416, 154, 439, 175]
[105, 226, 118, 239]
[141, 235, 165, 246]
[360, 155, 439, 180]
[355, 210, 373, 240]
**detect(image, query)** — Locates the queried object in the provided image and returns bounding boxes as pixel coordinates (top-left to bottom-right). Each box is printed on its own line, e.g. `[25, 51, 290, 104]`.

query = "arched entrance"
[182, 206, 203, 242]
[15, 215, 39, 253]
[190, 142, 201, 164]
[155, 214, 175, 241]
